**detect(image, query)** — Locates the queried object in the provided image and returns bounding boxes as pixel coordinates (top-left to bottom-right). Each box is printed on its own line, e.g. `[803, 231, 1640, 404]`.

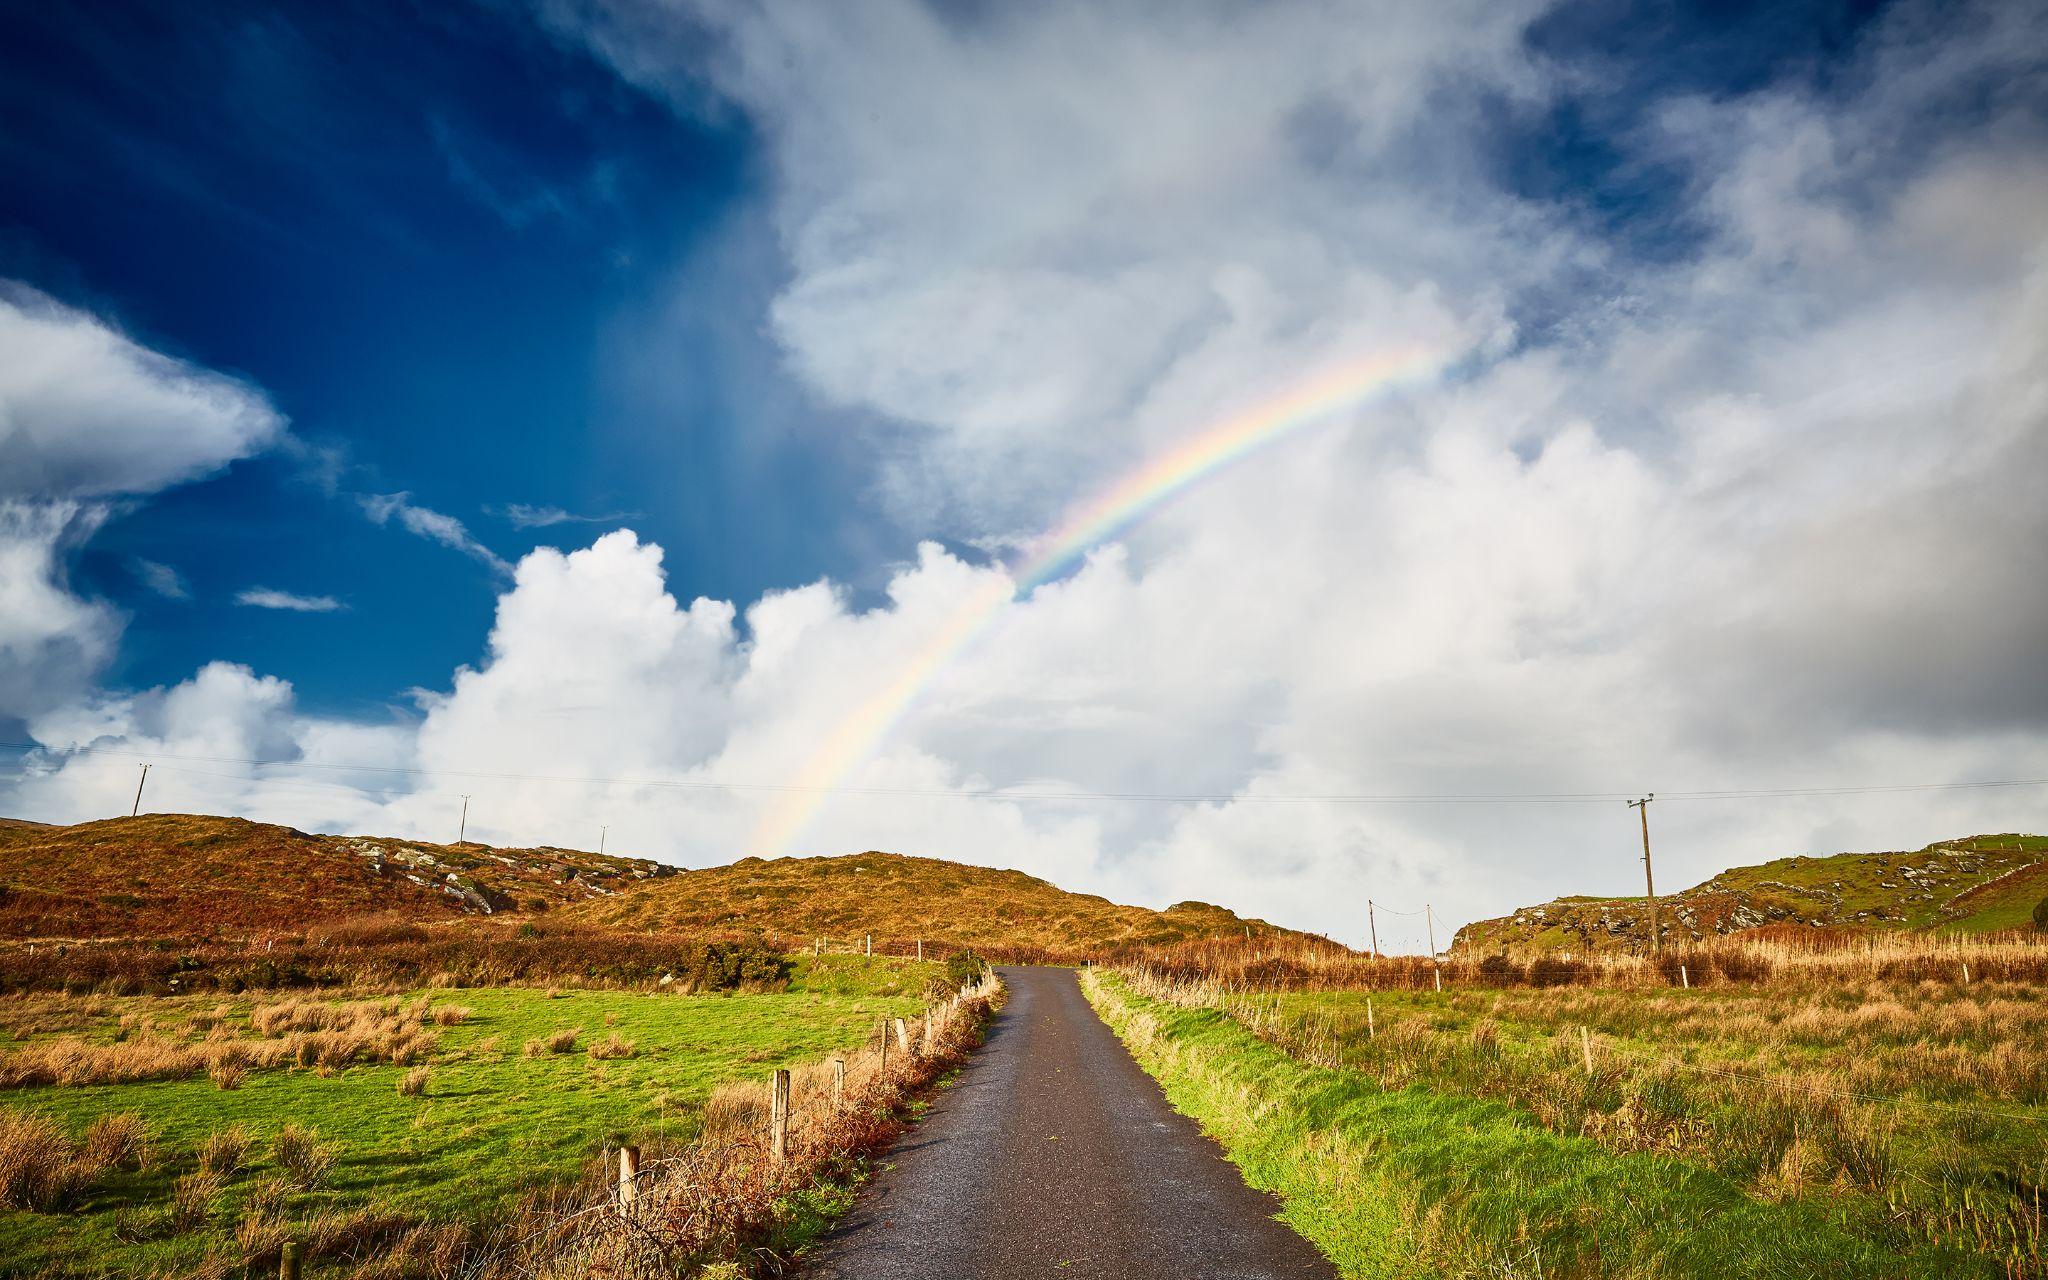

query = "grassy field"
[1091, 954, 2048, 1279]
[0, 954, 941, 1278]
[563, 848, 1304, 956]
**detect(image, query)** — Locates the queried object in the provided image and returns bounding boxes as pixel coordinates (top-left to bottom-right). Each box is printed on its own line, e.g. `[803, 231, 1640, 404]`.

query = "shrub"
[1477, 954, 1526, 985]
[274, 1124, 335, 1189]
[2034, 894, 2048, 932]
[1529, 957, 1589, 988]
[398, 1066, 429, 1096]
[200, 1125, 253, 1176]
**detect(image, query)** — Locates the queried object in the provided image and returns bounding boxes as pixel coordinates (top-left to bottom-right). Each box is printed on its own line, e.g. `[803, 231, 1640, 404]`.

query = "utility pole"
[1425, 904, 1437, 959]
[458, 795, 471, 845]
[599, 825, 607, 857]
[1367, 899, 1380, 959]
[1628, 794, 1661, 954]
[130, 764, 150, 817]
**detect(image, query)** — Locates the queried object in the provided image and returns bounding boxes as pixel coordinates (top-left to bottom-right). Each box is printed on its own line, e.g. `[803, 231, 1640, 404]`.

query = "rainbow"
[747, 341, 1448, 856]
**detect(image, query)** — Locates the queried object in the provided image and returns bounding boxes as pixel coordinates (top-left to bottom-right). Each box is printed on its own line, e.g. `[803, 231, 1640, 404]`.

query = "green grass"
[1083, 971, 1986, 1280]
[0, 955, 939, 1278]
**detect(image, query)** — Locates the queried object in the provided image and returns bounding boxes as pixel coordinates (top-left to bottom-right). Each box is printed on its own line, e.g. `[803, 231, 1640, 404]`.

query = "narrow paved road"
[802, 966, 1336, 1280]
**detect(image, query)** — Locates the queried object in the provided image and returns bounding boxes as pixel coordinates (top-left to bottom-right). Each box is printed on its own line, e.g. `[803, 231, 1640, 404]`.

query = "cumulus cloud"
[235, 588, 345, 613]
[0, 284, 283, 501]
[5, 1, 2045, 943]
[0, 284, 282, 719]
[358, 492, 512, 575]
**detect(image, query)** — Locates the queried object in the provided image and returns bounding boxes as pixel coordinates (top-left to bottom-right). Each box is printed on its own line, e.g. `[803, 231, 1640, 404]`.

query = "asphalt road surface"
[801, 965, 1337, 1280]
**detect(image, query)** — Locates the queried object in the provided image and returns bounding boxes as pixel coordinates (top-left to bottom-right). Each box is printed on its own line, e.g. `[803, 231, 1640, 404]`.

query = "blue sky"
[1, 0, 909, 716]
[2, 0, 2042, 943]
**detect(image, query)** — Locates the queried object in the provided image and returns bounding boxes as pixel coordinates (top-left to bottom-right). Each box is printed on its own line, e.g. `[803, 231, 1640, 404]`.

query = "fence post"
[1366, 997, 1375, 1039]
[616, 1146, 640, 1213]
[917, 938, 923, 962]
[832, 1057, 846, 1110]
[1434, 968, 1442, 993]
[1680, 964, 1689, 989]
[922, 1009, 934, 1055]
[879, 1020, 889, 1073]
[893, 1017, 911, 1054]
[771, 1069, 791, 1163]
[1579, 1026, 1594, 1076]
[866, 933, 872, 958]
[280, 1241, 301, 1280]
[1962, 962, 1971, 984]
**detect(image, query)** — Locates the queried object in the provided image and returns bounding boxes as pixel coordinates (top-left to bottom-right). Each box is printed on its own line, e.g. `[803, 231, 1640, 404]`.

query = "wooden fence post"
[279, 1241, 301, 1280]
[922, 1009, 934, 1055]
[879, 1020, 889, 1073]
[770, 1069, 791, 1163]
[1580, 1026, 1594, 1076]
[616, 1146, 640, 1213]
[893, 1017, 911, 1054]
[1962, 962, 1971, 984]
[916, 938, 923, 962]
[1433, 968, 1442, 993]
[866, 933, 872, 958]
[1680, 964, 1689, 989]
[832, 1057, 846, 1110]
[1366, 997, 1375, 1039]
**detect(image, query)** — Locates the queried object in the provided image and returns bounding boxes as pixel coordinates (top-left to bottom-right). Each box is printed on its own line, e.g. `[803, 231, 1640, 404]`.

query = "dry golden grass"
[585, 1032, 635, 1061]
[397, 1065, 430, 1097]
[561, 848, 1302, 958]
[273, 1123, 336, 1189]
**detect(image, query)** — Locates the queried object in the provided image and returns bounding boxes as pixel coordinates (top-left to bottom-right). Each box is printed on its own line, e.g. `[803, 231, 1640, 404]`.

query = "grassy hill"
[562, 849, 1299, 955]
[1454, 832, 2048, 954]
[0, 813, 671, 939]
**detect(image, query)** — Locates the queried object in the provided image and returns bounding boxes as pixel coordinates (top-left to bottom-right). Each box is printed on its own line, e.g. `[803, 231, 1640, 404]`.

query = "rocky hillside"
[1455, 833, 2047, 955]
[563, 849, 1302, 955]
[0, 813, 671, 938]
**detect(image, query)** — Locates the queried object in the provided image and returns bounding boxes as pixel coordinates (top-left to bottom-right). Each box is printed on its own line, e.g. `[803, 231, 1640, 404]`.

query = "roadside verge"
[1081, 970, 1948, 1280]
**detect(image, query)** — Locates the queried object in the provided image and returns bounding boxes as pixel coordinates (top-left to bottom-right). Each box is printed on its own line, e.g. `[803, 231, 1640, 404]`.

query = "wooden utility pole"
[1628, 795, 1661, 954]
[599, 825, 607, 857]
[1425, 904, 1437, 959]
[458, 795, 471, 844]
[1367, 899, 1380, 959]
[130, 764, 150, 817]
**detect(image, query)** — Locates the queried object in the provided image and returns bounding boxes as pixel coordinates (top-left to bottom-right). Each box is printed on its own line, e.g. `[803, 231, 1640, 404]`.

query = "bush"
[1529, 957, 1590, 988]
[2033, 894, 2048, 932]
[1477, 954, 1526, 986]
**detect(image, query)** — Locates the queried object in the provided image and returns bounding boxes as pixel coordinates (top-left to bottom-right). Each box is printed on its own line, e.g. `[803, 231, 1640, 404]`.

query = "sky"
[1, 0, 2044, 952]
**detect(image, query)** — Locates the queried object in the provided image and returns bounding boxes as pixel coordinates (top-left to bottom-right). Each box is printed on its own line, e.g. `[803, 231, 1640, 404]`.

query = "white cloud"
[0, 283, 283, 501]
[488, 502, 641, 529]
[134, 559, 190, 601]
[0, 284, 282, 719]
[235, 588, 345, 613]
[5, 2, 2046, 947]
[358, 492, 511, 575]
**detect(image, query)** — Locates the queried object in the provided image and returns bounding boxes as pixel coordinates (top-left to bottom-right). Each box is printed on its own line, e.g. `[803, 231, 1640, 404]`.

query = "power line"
[1, 740, 2044, 808]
